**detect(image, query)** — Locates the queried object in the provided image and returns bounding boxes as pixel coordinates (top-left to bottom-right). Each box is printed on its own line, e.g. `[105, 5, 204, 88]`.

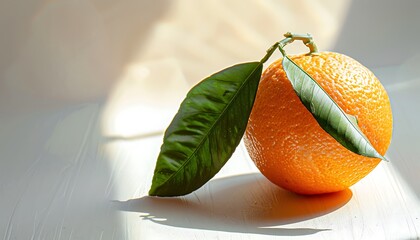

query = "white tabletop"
[1, 1, 420, 239]
[1, 88, 420, 240]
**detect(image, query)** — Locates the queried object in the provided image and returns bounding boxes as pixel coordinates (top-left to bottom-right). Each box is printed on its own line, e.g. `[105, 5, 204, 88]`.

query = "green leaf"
[282, 56, 386, 161]
[149, 62, 263, 196]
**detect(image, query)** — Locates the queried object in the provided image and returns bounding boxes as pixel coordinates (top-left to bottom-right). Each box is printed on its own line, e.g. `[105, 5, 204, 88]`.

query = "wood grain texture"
[1, 1, 420, 239]
[0, 97, 419, 239]
[1, 60, 420, 239]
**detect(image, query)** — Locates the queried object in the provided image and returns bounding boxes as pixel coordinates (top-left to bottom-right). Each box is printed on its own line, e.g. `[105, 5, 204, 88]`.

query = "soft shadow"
[113, 173, 352, 236]
[0, 0, 171, 111]
[332, 0, 420, 68]
[385, 83, 420, 199]
[0, 104, 124, 239]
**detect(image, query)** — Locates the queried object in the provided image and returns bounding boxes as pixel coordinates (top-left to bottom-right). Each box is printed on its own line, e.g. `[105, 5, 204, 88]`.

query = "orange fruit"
[244, 52, 393, 195]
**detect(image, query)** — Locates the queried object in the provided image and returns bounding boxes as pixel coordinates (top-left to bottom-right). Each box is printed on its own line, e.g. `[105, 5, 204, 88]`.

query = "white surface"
[2, 0, 420, 239]
[1, 98, 420, 239]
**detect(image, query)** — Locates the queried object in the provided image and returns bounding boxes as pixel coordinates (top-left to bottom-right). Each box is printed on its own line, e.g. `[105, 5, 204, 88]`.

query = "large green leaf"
[282, 56, 386, 161]
[149, 62, 263, 196]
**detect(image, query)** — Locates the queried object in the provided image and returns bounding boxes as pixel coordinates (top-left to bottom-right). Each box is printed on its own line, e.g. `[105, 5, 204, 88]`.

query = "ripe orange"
[244, 52, 393, 195]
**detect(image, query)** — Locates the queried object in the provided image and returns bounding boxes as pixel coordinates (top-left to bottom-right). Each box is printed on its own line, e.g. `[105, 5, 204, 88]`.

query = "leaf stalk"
[260, 32, 319, 64]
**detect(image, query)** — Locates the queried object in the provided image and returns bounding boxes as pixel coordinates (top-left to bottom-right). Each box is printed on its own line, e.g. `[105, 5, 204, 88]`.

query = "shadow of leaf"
[113, 173, 352, 236]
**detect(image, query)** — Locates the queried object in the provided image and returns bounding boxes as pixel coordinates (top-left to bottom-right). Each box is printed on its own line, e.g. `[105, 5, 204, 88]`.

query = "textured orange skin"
[244, 52, 393, 195]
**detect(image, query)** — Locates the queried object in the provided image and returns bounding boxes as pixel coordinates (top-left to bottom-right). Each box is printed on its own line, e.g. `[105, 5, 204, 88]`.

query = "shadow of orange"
[114, 173, 352, 236]
[195, 173, 352, 226]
